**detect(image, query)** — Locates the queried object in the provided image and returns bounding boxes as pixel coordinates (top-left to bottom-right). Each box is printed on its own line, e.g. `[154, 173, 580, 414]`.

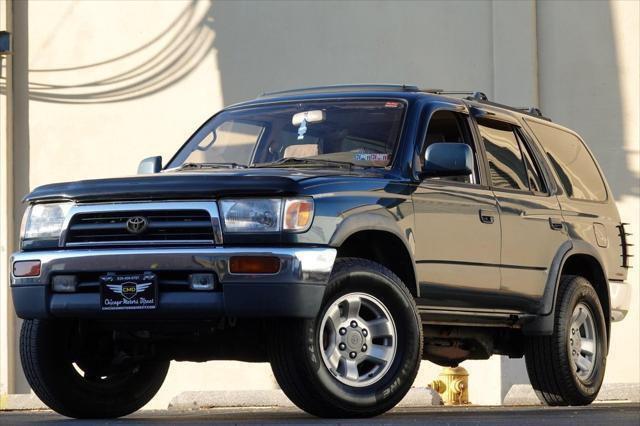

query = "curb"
[504, 383, 640, 405]
[0, 393, 47, 411]
[168, 387, 443, 411]
[5, 382, 637, 411]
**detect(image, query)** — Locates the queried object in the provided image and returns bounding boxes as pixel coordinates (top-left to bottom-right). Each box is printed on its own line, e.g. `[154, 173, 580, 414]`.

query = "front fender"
[328, 205, 418, 293]
[329, 206, 413, 249]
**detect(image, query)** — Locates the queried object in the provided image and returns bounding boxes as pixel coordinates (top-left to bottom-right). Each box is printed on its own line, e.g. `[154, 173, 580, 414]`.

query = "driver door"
[412, 108, 502, 310]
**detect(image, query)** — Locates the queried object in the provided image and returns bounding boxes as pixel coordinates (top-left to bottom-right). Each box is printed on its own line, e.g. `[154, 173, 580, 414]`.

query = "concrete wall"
[1, 0, 638, 407]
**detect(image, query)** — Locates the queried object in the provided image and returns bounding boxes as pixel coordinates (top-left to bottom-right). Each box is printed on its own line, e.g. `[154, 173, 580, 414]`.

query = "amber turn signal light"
[13, 260, 41, 277]
[229, 256, 280, 274]
[283, 198, 314, 232]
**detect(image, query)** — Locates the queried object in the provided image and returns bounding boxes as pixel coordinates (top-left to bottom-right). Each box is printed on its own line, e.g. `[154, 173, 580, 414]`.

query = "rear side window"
[526, 120, 607, 201]
[477, 119, 529, 191]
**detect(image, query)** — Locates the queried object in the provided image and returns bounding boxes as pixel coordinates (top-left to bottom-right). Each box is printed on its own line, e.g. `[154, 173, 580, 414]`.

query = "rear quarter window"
[525, 120, 607, 202]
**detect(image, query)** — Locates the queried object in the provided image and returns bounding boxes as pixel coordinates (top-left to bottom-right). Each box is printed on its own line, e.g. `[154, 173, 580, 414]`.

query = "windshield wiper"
[180, 162, 247, 170]
[251, 157, 356, 169]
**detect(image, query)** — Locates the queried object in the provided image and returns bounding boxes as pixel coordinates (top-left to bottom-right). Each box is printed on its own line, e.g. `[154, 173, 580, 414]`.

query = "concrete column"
[490, 0, 539, 403]
[0, 0, 29, 400]
[0, 0, 15, 400]
[491, 0, 539, 106]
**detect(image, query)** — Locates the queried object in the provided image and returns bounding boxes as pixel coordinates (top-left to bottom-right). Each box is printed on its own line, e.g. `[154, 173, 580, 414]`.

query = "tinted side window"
[421, 110, 477, 184]
[518, 131, 547, 193]
[526, 121, 607, 201]
[477, 119, 528, 191]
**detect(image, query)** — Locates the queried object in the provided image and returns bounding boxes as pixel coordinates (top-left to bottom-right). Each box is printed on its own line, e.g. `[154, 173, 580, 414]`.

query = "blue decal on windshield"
[354, 153, 389, 162]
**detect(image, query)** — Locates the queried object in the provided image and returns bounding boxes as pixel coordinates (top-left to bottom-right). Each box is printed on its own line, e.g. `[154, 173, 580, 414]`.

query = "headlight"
[219, 198, 314, 233]
[22, 202, 73, 241]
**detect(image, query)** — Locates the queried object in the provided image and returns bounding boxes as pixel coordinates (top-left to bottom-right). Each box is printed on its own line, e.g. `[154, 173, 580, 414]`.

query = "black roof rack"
[465, 97, 552, 122]
[261, 85, 490, 100]
[260, 84, 422, 97]
[421, 89, 489, 101]
[520, 107, 547, 119]
[258, 84, 551, 121]
[421, 89, 551, 121]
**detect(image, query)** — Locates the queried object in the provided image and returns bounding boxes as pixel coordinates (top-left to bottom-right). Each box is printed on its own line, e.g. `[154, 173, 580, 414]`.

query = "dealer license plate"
[100, 272, 158, 311]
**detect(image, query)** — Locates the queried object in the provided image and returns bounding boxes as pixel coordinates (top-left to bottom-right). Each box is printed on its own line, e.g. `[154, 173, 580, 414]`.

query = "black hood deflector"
[24, 172, 305, 203]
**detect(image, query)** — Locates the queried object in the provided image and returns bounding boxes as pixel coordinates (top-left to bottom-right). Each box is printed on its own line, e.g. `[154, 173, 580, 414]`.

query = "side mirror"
[138, 156, 162, 174]
[421, 143, 473, 178]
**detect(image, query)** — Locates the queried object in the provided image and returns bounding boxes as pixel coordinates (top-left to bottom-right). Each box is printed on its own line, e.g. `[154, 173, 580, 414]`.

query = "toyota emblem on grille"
[126, 216, 148, 234]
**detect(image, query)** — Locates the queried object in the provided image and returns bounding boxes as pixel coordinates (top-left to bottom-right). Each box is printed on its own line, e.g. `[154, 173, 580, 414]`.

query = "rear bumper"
[609, 280, 632, 322]
[10, 247, 336, 320]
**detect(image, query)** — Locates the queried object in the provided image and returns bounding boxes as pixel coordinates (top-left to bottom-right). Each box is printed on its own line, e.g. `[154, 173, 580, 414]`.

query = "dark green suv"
[11, 85, 631, 418]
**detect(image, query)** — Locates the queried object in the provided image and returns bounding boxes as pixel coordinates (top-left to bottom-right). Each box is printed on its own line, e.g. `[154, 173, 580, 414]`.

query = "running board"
[419, 308, 534, 328]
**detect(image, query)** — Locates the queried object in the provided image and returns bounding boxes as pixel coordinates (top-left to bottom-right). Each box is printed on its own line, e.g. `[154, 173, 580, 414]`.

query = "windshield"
[167, 100, 406, 169]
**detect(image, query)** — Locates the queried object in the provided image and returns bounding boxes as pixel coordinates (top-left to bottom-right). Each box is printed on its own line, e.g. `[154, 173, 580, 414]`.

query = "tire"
[525, 275, 607, 406]
[269, 257, 423, 418]
[20, 319, 169, 418]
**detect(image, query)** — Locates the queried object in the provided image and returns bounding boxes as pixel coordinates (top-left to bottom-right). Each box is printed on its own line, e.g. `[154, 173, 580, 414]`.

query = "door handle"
[549, 217, 564, 231]
[479, 209, 495, 224]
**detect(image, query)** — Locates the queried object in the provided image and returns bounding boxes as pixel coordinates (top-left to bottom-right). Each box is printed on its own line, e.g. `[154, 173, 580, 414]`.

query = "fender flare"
[523, 240, 610, 336]
[328, 207, 419, 296]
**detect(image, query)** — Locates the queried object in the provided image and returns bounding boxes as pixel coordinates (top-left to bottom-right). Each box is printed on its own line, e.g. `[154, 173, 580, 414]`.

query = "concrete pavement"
[0, 403, 638, 425]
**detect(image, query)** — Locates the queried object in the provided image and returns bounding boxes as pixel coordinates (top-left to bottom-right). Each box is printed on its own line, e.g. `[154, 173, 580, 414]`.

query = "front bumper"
[10, 247, 337, 320]
[609, 280, 632, 322]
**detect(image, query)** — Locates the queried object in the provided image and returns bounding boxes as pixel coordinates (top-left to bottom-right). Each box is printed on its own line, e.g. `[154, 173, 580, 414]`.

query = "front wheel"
[269, 257, 423, 418]
[20, 319, 169, 418]
[525, 275, 607, 405]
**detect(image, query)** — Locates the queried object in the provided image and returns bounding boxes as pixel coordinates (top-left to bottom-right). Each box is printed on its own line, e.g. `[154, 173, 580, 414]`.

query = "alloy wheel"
[319, 292, 397, 387]
[568, 302, 598, 381]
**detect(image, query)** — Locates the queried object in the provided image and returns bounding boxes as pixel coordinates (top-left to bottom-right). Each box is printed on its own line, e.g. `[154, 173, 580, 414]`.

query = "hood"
[24, 168, 377, 203]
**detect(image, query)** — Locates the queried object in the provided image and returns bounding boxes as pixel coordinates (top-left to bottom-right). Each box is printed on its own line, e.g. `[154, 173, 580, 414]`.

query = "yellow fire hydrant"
[429, 366, 469, 405]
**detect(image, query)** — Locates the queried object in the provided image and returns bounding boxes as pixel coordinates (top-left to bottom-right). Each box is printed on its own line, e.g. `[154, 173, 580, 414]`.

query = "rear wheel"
[525, 275, 607, 405]
[269, 257, 422, 417]
[20, 319, 169, 418]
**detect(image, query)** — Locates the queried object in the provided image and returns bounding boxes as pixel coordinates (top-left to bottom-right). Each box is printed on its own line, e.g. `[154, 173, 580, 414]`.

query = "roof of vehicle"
[227, 84, 552, 122]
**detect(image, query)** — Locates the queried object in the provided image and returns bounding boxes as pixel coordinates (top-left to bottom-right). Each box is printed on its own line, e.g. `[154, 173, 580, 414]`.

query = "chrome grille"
[61, 202, 222, 247]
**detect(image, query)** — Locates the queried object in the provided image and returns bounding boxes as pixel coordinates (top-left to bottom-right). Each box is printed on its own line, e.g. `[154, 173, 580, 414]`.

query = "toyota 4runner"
[11, 85, 632, 418]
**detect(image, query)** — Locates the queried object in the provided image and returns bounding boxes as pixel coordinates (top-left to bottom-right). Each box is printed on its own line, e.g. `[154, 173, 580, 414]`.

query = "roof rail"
[422, 89, 489, 101]
[260, 84, 421, 98]
[257, 85, 552, 121]
[466, 97, 552, 122]
[514, 106, 552, 121]
[522, 107, 545, 118]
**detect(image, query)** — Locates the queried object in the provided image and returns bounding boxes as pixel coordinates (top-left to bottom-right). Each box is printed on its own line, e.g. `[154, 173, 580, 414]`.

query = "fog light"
[229, 256, 280, 274]
[189, 273, 215, 291]
[13, 260, 41, 277]
[52, 275, 77, 292]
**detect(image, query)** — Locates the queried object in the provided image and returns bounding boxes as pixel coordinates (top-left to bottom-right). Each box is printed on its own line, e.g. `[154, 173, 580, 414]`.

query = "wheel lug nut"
[362, 344, 367, 352]
[339, 343, 346, 351]
[350, 320, 358, 328]
[339, 327, 347, 335]
[572, 329, 575, 335]
[570, 339, 573, 345]
[349, 351, 357, 359]
[362, 329, 368, 337]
